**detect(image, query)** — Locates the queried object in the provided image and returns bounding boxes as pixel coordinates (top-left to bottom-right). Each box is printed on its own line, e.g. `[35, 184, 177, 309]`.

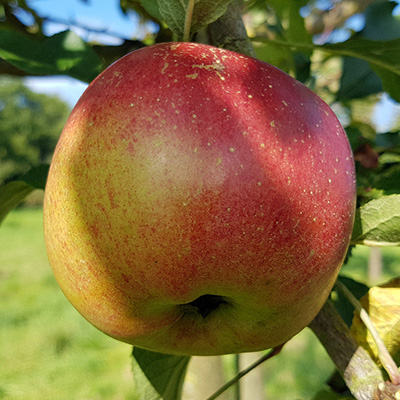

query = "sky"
[23, 0, 156, 107]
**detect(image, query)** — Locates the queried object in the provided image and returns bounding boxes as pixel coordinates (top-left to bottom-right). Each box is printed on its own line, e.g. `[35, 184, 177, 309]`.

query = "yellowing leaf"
[350, 278, 400, 366]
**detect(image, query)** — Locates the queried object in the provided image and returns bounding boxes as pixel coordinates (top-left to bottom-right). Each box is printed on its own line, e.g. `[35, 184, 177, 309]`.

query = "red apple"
[43, 42, 356, 355]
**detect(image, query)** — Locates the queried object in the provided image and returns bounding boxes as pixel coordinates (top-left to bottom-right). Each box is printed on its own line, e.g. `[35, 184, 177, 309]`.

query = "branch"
[309, 301, 384, 400]
[208, 0, 255, 58]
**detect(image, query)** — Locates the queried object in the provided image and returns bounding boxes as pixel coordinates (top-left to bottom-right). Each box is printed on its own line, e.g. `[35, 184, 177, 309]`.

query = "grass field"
[1, 207, 399, 399]
[0, 208, 136, 400]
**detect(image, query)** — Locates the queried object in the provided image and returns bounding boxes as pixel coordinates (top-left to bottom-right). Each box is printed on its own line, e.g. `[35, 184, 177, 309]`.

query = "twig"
[206, 345, 283, 400]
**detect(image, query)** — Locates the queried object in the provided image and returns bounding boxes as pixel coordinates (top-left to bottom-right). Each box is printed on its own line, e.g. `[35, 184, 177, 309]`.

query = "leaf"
[140, 0, 163, 21]
[379, 153, 400, 165]
[0, 165, 49, 226]
[375, 132, 400, 149]
[131, 347, 190, 400]
[324, 38, 400, 102]
[256, 0, 312, 82]
[0, 30, 103, 83]
[374, 165, 400, 195]
[361, 1, 400, 41]
[336, 1, 400, 101]
[141, 0, 233, 39]
[336, 57, 382, 101]
[350, 278, 400, 366]
[253, 36, 400, 102]
[254, 42, 294, 74]
[311, 387, 354, 399]
[19, 164, 50, 190]
[351, 195, 400, 246]
[333, 276, 369, 327]
[0, 182, 34, 225]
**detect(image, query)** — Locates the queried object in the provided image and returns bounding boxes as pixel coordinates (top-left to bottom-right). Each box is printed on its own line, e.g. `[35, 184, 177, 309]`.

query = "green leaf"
[374, 164, 400, 195]
[336, 1, 400, 102]
[336, 57, 382, 101]
[324, 38, 400, 102]
[333, 276, 369, 327]
[267, 0, 310, 46]
[0, 182, 34, 225]
[351, 195, 400, 246]
[131, 347, 190, 400]
[379, 153, 400, 165]
[371, 63, 400, 102]
[361, 1, 400, 41]
[19, 164, 50, 190]
[0, 165, 49, 225]
[140, 0, 163, 21]
[0, 30, 103, 83]
[142, 0, 233, 39]
[311, 387, 354, 399]
[375, 132, 400, 149]
[253, 36, 400, 102]
[254, 42, 294, 74]
[256, 0, 312, 82]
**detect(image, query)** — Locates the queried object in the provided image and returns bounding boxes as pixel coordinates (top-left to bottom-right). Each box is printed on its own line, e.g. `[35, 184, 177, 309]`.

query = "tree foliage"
[1, 0, 400, 399]
[0, 78, 70, 185]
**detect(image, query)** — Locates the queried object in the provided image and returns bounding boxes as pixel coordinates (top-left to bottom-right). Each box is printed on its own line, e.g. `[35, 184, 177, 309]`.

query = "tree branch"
[309, 301, 384, 400]
[208, 0, 255, 58]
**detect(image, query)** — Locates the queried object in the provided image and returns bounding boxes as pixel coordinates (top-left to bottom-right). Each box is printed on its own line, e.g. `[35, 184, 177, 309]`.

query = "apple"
[43, 42, 356, 356]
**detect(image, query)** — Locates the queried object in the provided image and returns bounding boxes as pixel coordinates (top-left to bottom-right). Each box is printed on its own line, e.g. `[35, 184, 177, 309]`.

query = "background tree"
[0, 77, 70, 185]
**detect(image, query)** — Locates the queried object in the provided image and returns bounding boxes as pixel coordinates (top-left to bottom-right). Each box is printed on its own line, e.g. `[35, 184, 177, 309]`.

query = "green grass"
[1, 207, 399, 399]
[0, 208, 135, 400]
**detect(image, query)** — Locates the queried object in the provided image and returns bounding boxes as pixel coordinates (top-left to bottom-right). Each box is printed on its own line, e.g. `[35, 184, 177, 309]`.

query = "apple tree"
[1, 0, 400, 399]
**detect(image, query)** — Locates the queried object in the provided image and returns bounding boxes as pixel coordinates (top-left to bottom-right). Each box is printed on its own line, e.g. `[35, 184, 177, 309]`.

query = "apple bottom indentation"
[182, 294, 231, 318]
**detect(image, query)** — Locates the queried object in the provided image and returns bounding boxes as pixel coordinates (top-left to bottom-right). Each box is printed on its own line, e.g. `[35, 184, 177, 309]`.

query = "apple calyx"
[184, 294, 231, 318]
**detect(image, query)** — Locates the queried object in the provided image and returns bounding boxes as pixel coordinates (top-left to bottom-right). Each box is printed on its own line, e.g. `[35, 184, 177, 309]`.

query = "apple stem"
[183, 0, 195, 42]
[206, 345, 284, 400]
[335, 280, 400, 385]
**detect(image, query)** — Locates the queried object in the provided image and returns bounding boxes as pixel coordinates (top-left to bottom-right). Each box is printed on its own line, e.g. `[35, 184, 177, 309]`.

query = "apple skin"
[43, 42, 356, 356]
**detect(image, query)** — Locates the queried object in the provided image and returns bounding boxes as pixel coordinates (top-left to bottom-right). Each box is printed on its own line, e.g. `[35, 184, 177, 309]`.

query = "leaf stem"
[206, 345, 283, 400]
[335, 280, 400, 385]
[183, 0, 195, 42]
